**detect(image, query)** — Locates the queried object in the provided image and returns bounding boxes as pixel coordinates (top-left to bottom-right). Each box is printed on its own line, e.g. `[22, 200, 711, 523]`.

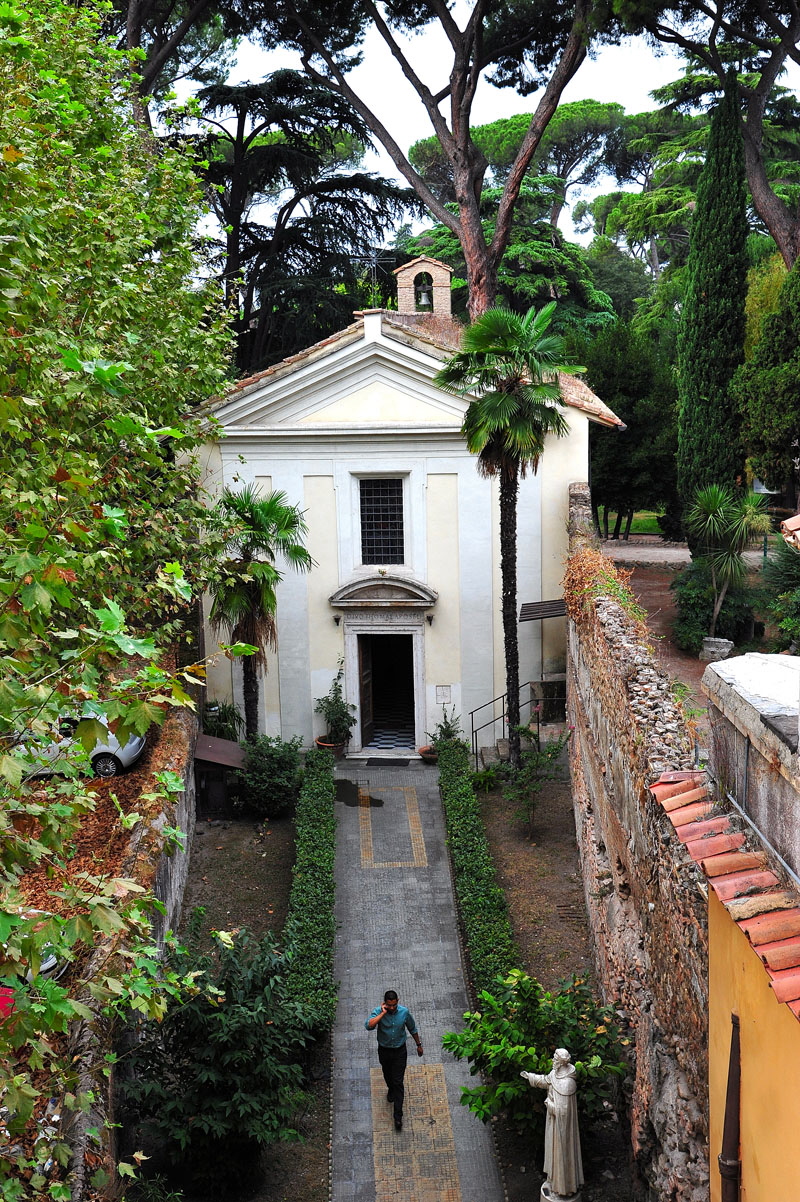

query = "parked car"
[17, 717, 147, 779]
[0, 910, 69, 1019]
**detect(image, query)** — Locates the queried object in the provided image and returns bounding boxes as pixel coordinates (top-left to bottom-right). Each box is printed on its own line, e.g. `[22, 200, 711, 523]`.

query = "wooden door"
[359, 635, 374, 747]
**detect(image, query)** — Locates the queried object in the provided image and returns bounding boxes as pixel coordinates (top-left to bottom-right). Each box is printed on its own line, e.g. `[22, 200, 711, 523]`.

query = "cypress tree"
[676, 70, 749, 522]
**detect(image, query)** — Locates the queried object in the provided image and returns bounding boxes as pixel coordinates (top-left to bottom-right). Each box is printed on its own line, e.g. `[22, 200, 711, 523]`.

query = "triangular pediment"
[330, 575, 438, 609]
[210, 323, 469, 431]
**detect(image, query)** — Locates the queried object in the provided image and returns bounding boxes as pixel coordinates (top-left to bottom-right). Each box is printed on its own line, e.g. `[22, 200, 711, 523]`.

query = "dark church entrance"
[358, 634, 415, 751]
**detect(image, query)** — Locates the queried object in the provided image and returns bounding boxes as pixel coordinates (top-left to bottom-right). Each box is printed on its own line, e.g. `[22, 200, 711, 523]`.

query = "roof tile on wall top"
[649, 770, 800, 1025]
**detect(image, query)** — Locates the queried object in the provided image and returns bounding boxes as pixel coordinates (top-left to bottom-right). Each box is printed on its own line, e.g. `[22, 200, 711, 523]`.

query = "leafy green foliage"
[436, 302, 581, 768]
[684, 485, 770, 637]
[733, 262, 800, 500]
[313, 662, 357, 745]
[0, 0, 232, 1191]
[503, 725, 572, 834]
[202, 699, 244, 742]
[570, 321, 678, 528]
[120, 924, 314, 1186]
[676, 72, 749, 512]
[171, 72, 413, 372]
[671, 562, 759, 655]
[238, 734, 302, 819]
[209, 485, 313, 740]
[442, 970, 626, 1139]
[408, 199, 616, 334]
[426, 706, 463, 750]
[437, 741, 518, 993]
[283, 749, 337, 1033]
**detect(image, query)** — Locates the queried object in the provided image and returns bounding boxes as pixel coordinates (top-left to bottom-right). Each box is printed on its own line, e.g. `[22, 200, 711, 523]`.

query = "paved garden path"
[330, 760, 505, 1202]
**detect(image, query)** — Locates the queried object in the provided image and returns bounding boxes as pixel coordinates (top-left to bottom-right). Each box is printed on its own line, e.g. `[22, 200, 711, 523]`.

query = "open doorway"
[358, 634, 415, 750]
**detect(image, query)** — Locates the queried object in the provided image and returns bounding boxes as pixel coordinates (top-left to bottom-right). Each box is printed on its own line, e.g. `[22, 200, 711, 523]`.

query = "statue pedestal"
[541, 1185, 581, 1202]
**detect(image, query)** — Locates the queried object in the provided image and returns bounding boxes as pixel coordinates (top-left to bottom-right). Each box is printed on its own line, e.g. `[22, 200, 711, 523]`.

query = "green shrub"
[120, 923, 314, 1190]
[437, 739, 517, 992]
[442, 969, 626, 1139]
[202, 699, 244, 742]
[671, 563, 756, 654]
[238, 734, 303, 819]
[283, 748, 337, 1033]
[764, 539, 800, 649]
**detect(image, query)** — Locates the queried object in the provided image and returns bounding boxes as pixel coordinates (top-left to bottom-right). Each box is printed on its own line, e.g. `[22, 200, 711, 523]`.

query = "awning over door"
[519, 599, 567, 622]
[194, 734, 246, 769]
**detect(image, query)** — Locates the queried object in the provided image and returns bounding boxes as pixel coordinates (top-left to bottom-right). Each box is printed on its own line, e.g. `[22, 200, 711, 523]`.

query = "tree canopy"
[252, 0, 624, 314]
[177, 71, 413, 370]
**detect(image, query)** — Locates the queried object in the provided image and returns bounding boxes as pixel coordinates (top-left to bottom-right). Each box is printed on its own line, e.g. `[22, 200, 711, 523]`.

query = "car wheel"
[92, 753, 122, 778]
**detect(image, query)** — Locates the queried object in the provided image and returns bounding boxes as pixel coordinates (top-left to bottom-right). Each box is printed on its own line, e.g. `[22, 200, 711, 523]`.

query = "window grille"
[360, 478, 404, 564]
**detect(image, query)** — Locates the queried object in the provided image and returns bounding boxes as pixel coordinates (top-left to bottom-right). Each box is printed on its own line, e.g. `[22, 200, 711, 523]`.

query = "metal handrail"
[469, 681, 567, 763]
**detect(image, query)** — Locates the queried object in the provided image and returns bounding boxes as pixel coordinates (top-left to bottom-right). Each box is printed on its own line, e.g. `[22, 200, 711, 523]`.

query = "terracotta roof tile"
[668, 801, 716, 827]
[662, 785, 710, 811]
[675, 816, 731, 843]
[701, 851, 768, 877]
[767, 966, 800, 1004]
[738, 907, 800, 946]
[709, 870, 780, 902]
[650, 778, 706, 803]
[649, 770, 800, 1026]
[684, 831, 746, 858]
[757, 937, 800, 972]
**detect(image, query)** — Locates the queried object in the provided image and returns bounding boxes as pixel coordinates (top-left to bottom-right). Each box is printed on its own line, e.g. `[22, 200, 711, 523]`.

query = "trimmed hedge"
[284, 747, 337, 1033]
[437, 740, 518, 994]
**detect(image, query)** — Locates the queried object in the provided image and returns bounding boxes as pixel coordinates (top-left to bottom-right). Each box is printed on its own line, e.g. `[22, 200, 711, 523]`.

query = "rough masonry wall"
[565, 484, 709, 1202]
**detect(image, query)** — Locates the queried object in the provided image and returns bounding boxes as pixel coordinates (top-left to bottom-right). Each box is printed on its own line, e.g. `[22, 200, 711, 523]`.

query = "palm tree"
[435, 304, 582, 770]
[685, 484, 771, 638]
[209, 485, 314, 740]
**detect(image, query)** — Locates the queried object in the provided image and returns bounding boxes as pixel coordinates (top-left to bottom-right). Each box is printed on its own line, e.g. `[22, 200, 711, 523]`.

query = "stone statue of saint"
[521, 1048, 584, 1200]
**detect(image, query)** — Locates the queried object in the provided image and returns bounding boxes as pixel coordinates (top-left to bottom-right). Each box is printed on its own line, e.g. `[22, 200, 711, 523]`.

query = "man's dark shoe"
[386, 1090, 393, 1103]
[394, 1117, 403, 1131]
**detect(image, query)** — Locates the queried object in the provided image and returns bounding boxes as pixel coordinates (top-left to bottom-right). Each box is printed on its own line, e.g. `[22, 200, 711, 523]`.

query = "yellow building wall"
[303, 475, 343, 709]
[709, 889, 800, 1202]
[299, 381, 458, 425]
[425, 474, 461, 699]
[538, 409, 589, 674]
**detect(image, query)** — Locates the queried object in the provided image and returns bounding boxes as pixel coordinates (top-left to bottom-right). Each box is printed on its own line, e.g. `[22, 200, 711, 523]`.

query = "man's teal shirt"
[366, 1004, 418, 1048]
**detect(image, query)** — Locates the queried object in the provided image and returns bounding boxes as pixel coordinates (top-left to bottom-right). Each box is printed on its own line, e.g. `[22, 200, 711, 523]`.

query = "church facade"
[199, 258, 622, 755]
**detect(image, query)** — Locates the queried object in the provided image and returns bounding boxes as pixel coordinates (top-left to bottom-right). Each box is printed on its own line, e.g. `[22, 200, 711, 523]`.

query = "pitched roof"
[214, 310, 624, 429]
[650, 771, 800, 1022]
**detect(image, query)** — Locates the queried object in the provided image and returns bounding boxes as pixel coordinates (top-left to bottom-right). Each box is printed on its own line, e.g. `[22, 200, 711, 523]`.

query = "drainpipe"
[718, 1014, 741, 1201]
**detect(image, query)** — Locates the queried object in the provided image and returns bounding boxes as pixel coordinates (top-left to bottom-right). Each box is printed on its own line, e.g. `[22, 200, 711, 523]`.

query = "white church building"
[199, 257, 622, 756]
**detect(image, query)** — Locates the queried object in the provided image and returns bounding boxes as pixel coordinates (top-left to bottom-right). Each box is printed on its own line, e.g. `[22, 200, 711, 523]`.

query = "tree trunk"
[611, 508, 624, 540]
[242, 656, 260, 742]
[499, 472, 521, 771]
[602, 506, 609, 540]
[709, 579, 729, 639]
[623, 507, 635, 541]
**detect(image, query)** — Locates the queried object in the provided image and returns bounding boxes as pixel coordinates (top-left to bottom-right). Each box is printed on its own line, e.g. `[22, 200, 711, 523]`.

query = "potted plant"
[418, 705, 462, 764]
[314, 660, 357, 757]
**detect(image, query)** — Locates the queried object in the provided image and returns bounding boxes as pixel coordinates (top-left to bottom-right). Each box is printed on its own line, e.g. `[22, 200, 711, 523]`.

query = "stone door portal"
[357, 634, 414, 751]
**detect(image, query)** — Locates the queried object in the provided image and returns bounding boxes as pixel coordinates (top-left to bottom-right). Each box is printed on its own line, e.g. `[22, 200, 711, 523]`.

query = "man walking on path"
[365, 989, 423, 1131]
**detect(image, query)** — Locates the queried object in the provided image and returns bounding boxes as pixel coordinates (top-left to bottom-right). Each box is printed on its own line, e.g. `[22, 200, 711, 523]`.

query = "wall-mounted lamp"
[426, 614, 434, 625]
[333, 614, 341, 626]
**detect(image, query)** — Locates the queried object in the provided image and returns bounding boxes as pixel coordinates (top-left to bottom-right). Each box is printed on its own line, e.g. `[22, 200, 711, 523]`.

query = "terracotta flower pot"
[417, 745, 438, 764]
[314, 737, 346, 760]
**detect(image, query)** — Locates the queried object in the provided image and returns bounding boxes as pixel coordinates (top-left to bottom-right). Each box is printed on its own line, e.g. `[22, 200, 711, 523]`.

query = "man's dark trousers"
[378, 1043, 407, 1122]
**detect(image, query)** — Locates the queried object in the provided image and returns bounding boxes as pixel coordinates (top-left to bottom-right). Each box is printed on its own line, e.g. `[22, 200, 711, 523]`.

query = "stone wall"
[565, 484, 709, 1201]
